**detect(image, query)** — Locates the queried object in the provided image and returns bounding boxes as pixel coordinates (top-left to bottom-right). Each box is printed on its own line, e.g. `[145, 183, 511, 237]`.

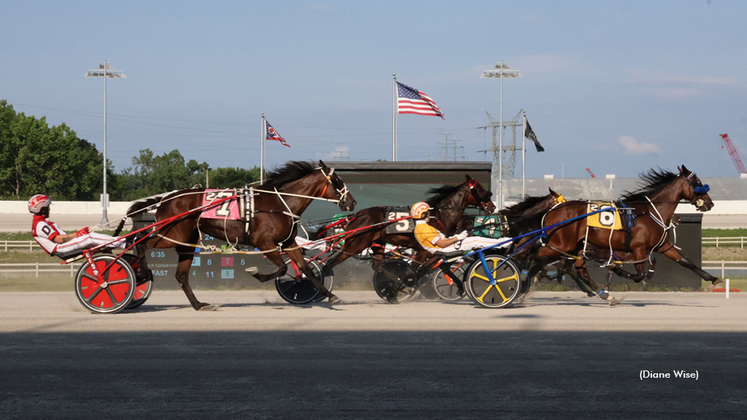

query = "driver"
[28, 194, 126, 256]
[411, 201, 510, 254]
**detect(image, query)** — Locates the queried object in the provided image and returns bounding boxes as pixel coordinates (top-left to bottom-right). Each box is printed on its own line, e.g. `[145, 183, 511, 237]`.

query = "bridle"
[468, 179, 494, 213]
[684, 171, 710, 209]
[319, 167, 351, 208]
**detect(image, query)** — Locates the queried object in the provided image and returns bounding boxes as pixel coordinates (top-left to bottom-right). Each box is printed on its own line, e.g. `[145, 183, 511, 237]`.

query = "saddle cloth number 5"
[385, 211, 414, 233]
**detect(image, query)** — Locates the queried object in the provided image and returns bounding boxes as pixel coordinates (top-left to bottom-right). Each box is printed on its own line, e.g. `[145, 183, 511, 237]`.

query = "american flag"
[265, 120, 290, 148]
[397, 82, 444, 119]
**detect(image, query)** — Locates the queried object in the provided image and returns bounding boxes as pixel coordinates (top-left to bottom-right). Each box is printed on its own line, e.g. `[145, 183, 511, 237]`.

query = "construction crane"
[585, 168, 596, 178]
[720, 134, 747, 175]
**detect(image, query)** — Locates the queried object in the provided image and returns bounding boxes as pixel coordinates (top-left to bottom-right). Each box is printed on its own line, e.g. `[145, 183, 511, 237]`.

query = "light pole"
[86, 60, 126, 225]
[481, 61, 521, 209]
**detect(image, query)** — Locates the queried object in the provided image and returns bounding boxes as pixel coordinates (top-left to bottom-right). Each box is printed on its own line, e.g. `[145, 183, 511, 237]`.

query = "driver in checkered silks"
[28, 194, 126, 257]
[410, 201, 510, 254]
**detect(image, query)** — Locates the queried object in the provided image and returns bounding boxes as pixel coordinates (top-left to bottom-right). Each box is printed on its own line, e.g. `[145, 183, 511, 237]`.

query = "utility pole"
[437, 132, 462, 161]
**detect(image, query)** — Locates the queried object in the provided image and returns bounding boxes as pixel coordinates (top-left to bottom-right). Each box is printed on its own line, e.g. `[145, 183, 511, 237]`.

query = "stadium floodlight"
[86, 60, 126, 225]
[482, 61, 521, 209]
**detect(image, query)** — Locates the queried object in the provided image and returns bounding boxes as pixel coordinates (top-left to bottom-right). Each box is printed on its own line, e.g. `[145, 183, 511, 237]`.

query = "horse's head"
[318, 160, 357, 212]
[464, 175, 496, 214]
[549, 188, 566, 204]
[678, 165, 714, 212]
[499, 188, 563, 222]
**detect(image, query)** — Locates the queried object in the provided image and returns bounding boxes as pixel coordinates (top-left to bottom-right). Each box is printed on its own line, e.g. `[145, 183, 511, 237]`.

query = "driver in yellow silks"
[411, 202, 509, 254]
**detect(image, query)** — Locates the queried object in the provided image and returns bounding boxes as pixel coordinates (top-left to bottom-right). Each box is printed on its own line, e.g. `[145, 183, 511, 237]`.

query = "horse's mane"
[620, 168, 678, 202]
[500, 195, 547, 217]
[262, 161, 317, 189]
[426, 184, 461, 207]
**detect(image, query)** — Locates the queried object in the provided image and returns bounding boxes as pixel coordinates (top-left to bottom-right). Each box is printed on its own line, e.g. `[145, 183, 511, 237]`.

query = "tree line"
[0, 100, 260, 201]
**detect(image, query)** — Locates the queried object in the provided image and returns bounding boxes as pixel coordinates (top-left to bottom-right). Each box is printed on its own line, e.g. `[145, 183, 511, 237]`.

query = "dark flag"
[524, 118, 544, 152]
[265, 120, 290, 148]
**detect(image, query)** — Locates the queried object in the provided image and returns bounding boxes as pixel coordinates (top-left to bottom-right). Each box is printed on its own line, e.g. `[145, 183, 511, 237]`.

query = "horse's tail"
[112, 218, 127, 237]
[125, 194, 167, 219]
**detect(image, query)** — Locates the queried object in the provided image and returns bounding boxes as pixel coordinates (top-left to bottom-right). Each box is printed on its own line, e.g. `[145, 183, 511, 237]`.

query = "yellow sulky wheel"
[465, 254, 522, 308]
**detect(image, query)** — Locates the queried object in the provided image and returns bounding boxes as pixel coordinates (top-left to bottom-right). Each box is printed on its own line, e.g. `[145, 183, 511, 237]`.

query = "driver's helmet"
[28, 194, 52, 214]
[410, 202, 431, 219]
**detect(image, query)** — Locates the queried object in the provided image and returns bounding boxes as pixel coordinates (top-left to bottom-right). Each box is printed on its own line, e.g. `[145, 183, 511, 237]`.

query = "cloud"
[510, 54, 603, 81]
[626, 68, 740, 86]
[619, 136, 660, 155]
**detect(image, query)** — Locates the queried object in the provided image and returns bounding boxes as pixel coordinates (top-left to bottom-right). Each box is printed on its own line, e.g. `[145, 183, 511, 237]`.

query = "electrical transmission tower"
[476, 109, 523, 178]
[437, 132, 464, 161]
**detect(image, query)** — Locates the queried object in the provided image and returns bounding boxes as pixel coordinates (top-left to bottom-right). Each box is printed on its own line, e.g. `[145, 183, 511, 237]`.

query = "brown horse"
[315, 176, 495, 276]
[528, 165, 716, 304]
[126, 161, 356, 310]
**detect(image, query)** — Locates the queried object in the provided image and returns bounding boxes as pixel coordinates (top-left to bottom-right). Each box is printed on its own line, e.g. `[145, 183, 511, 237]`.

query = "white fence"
[0, 262, 82, 277]
[702, 261, 747, 278]
[1, 241, 37, 252]
[702, 237, 746, 248]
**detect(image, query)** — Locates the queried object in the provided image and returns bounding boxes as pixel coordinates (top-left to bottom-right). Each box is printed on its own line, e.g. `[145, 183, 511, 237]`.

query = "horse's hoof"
[245, 267, 259, 275]
[608, 297, 619, 306]
[712, 278, 724, 286]
[198, 304, 220, 311]
[328, 295, 341, 304]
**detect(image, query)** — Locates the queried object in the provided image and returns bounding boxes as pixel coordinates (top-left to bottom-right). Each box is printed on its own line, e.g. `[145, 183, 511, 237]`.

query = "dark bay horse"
[127, 161, 356, 310]
[529, 165, 716, 304]
[315, 176, 495, 276]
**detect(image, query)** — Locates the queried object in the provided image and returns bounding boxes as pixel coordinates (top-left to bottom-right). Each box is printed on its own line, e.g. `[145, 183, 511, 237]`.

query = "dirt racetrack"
[1, 290, 745, 419]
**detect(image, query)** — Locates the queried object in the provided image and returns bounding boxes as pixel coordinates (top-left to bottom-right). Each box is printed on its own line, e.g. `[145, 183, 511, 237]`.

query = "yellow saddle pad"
[586, 202, 624, 230]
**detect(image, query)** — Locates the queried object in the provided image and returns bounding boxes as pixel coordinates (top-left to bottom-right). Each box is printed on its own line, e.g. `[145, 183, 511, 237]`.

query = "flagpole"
[260, 113, 265, 184]
[499, 61, 504, 209]
[522, 112, 526, 199]
[392, 73, 397, 162]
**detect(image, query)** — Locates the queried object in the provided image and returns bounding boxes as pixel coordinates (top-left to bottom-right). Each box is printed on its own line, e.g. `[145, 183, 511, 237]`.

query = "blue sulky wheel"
[274, 256, 330, 305]
[464, 255, 522, 308]
[74, 254, 136, 314]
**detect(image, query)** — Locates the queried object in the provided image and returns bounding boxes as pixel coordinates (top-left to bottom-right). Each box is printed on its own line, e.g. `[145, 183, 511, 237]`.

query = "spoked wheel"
[465, 254, 522, 308]
[120, 254, 153, 309]
[417, 276, 439, 300]
[373, 259, 418, 303]
[431, 264, 466, 301]
[275, 256, 327, 305]
[74, 254, 136, 314]
[313, 268, 334, 303]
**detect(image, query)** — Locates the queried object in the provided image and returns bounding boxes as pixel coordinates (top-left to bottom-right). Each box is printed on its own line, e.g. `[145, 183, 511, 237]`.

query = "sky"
[2, 0, 747, 179]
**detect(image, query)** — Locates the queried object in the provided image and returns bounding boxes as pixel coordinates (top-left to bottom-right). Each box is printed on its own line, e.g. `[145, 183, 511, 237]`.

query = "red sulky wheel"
[74, 254, 136, 314]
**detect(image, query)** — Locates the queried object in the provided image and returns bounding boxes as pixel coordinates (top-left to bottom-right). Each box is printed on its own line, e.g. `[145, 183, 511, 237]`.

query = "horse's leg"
[574, 259, 619, 305]
[174, 246, 215, 311]
[646, 256, 657, 280]
[252, 250, 288, 282]
[565, 260, 596, 297]
[320, 231, 376, 276]
[283, 246, 340, 304]
[659, 246, 722, 285]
